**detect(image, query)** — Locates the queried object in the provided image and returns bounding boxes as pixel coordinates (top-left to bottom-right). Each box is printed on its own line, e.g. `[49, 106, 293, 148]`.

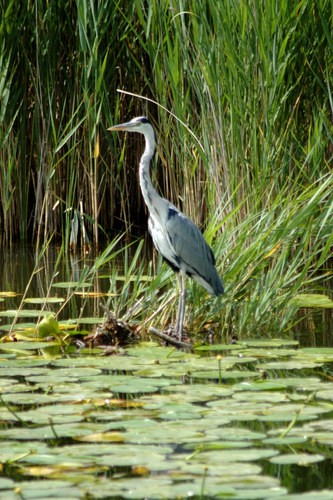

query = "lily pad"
[0, 421, 110, 440]
[120, 423, 220, 445]
[24, 297, 65, 304]
[263, 436, 308, 445]
[0, 377, 18, 386]
[0, 358, 50, 367]
[52, 281, 92, 288]
[0, 366, 51, 377]
[126, 343, 199, 361]
[194, 343, 244, 351]
[75, 317, 105, 324]
[192, 370, 258, 380]
[0, 440, 52, 462]
[177, 447, 279, 464]
[0, 322, 37, 332]
[9, 479, 83, 499]
[0, 341, 60, 352]
[257, 360, 323, 370]
[36, 314, 60, 337]
[258, 403, 331, 422]
[0, 478, 14, 488]
[183, 440, 252, 450]
[0, 337, 332, 498]
[1, 382, 38, 394]
[237, 339, 283, 348]
[207, 399, 272, 421]
[234, 380, 288, 391]
[26, 366, 103, 385]
[212, 427, 267, 441]
[316, 388, 333, 401]
[277, 492, 333, 500]
[180, 461, 262, 475]
[165, 383, 235, 400]
[232, 391, 288, 402]
[80, 375, 170, 394]
[265, 377, 324, 391]
[0, 309, 51, 318]
[270, 453, 325, 465]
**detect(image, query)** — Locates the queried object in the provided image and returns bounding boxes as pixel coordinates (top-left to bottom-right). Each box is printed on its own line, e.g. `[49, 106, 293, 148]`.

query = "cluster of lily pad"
[0, 340, 333, 498]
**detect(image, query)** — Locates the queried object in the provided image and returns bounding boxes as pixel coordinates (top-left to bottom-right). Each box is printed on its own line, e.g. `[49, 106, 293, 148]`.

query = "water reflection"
[0, 244, 114, 331]
[0, 244, 332, 344]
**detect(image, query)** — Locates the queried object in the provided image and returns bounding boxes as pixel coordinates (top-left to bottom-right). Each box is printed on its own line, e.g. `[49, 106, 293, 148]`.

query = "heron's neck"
[139, 130, 161, 213]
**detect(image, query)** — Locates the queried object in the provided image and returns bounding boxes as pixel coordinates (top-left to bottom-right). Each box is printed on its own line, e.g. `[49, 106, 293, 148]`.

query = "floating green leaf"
[36, 313, 60, 337]
[52, 281, 92, 288]
[0, 478, 14, 488]
[194, 343, 244, 352]
[276, 492, 333, 500]
[257, 360, 323, 370]
[24, 297, 65, 304]
[192, 370, 258, 380]
[0, 339, 332, 498]
[270, 453, 325, 465]
[0, 309, 50, 318]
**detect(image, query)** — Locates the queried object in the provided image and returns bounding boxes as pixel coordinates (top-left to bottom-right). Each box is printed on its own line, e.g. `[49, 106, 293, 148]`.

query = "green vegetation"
[1, 340, 333, 497]
[0, 0, 332, 336]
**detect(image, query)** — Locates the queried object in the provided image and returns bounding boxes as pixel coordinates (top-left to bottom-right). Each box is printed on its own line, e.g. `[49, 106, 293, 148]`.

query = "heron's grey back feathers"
[148, 199, 223, 296]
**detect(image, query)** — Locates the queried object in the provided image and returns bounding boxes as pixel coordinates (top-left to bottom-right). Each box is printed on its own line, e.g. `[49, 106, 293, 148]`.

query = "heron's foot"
[148, 326, 192, 349]
[164, 325, 180, 337]
[164, 325, 191, 343]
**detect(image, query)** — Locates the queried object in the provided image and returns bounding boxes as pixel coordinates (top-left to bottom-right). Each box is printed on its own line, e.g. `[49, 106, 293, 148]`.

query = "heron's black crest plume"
[137, 117, 150, 124]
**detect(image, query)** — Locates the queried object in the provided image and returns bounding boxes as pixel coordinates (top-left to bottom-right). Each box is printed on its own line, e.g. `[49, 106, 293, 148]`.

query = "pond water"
[0, 244, 333, 499]
[0, 244, 113, 332]
[0, 244, 331, 344]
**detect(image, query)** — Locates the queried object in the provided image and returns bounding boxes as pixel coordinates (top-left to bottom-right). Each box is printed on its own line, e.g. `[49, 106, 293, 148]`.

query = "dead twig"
[148, 327, 192, 349]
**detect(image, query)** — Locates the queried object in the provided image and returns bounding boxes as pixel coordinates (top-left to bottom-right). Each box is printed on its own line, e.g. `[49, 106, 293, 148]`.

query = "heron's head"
[108, 116, 153, 135]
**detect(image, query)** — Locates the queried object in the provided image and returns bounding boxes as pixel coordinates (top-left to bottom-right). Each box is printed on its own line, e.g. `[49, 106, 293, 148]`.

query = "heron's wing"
[165, 207, 222, 294]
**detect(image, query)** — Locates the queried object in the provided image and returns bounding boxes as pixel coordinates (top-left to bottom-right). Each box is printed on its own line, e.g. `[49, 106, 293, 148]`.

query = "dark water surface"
[0, 244, 332, 344]
[0, 244, 115, 332]
[0, 245, 333, 499]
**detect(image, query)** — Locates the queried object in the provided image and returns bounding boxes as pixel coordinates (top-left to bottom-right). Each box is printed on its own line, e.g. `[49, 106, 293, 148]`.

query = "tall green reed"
[0, 0, 331, 336]
[1, 0, 331, 244]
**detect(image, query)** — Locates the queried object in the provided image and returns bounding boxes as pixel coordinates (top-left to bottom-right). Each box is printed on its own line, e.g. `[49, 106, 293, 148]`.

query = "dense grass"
[0, 0, 332, 336]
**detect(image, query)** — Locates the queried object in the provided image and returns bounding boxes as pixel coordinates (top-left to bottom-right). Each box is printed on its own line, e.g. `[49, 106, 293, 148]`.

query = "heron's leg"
[176, 270, 187, 341]
[175, 272, 183, 335]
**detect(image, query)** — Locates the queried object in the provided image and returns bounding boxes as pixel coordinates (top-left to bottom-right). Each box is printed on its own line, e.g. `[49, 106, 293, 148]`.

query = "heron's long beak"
[107, 121, 133, 132]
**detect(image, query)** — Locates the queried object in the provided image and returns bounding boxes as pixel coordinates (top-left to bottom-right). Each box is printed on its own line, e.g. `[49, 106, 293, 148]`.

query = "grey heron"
[108, 117, 223, 341]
